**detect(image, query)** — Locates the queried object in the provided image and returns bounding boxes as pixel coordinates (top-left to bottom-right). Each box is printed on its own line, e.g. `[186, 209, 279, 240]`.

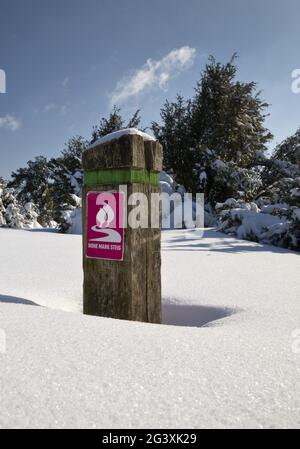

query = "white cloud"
[110, 46, 196, 105]
[0, 114, 21, 131]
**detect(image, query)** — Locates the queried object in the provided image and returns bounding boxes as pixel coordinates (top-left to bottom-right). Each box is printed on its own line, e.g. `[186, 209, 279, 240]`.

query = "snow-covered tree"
[0, 178, 24, 228]
[197, 148, 263, 204]
[0, 177, 6, 226]
[257, 177, 300, 209]
[214, 176, 300, 251]
[262, 128, 300, 186]
[0, 178, 41, 229]
[273, 127, 300, 166]
[8, 156, 53, 226]
[47, 136, 86, 229]
[7, 136, 86, 231]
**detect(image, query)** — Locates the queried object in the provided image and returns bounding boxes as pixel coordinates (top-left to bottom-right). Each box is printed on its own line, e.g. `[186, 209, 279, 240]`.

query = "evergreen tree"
[152, 96, 198, 192]
[59, 135, 88, 173]
[262, 127, 300, 186]
[272, 127, 300, 166]
[191, 55, 273, 166]
[152, 55, 273, 199]
[0, 178, 29, 228]
[197, 149, 263, 204]
[91, 106, 142, 143]
[8, 156, 53, 226]
[127, 109, 142, 129]
[7, 136, 87, 230]
[0, 178, 7, 226]
[47, 136, 86, 226]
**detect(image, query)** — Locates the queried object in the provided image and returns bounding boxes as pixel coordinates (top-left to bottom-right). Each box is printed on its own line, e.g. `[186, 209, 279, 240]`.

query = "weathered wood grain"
[82, 136, 162, 323]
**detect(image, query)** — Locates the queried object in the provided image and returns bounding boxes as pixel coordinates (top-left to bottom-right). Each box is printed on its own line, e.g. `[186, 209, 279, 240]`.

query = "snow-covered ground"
[0, 227, 299, 428]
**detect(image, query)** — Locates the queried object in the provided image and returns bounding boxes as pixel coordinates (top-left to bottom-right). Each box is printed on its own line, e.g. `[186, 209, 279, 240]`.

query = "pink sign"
[86, 191, 125, 261]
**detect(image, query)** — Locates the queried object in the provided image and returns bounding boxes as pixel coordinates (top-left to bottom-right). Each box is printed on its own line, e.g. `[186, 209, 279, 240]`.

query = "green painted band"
[83, 168, 160, 186]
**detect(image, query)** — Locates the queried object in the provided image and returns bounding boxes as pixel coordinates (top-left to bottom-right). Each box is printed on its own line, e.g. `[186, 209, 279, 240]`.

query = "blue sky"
[0, 0, 300, 178]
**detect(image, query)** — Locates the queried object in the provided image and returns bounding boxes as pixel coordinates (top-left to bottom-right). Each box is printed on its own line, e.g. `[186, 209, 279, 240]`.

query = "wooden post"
[82, 132, 163, 323]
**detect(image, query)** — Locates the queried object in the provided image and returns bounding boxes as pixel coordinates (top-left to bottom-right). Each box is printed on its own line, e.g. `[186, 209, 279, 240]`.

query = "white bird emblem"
[96, 203, 115, 228]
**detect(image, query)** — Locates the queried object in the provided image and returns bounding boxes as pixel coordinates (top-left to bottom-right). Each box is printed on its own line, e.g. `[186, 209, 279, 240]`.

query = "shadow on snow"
[0, 294, 40, 307]
[0, 293, 236, 329]
[162, 228, 299, 255]
[162, 301, 236, 328]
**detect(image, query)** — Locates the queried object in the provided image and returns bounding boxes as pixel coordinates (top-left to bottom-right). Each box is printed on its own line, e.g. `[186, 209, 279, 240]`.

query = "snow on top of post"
[88, 128, 156, 149]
